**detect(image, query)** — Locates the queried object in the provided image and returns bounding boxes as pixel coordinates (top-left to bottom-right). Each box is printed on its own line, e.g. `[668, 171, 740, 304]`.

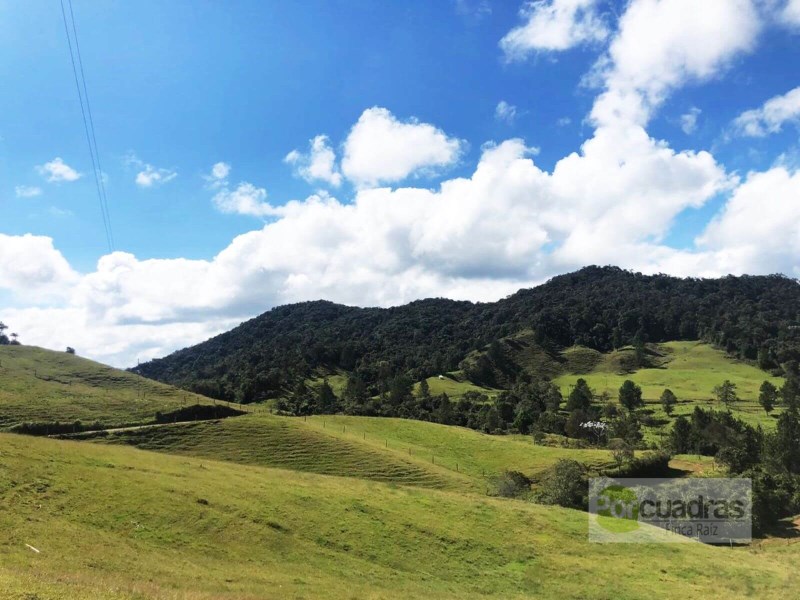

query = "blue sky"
[2, 0, 800, 366]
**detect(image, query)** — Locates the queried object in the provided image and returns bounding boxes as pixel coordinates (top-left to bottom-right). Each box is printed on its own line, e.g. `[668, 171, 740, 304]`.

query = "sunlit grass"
[1, 433, 796, 599]
[0, 345, 230, 429]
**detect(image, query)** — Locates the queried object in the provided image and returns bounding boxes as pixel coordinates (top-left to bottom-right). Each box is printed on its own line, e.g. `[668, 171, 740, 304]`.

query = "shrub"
[534, 459, 588, 510]
[491, 470, 532, 499]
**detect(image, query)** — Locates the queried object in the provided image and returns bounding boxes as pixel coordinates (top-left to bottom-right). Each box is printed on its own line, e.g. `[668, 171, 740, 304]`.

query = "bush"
[10, 420, 104, 436]
[154, 404, 246, 423]
[609, 451, 672, 478]
[534, 459, 588, 509]
[491, 470, 532, 498]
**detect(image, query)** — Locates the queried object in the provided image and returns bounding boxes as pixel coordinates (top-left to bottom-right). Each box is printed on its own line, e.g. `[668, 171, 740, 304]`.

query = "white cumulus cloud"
[285, 135, 342, 187]
[213, 182, 276, 218]
[501, 0, 609, 59]
[782, 0, 800, 26]
[203, 163, 276, 217]
[36, 157, 81, 183]
[209, 162, 231, 182]
[341, 107, 464, 187]
[680, 107, 701, 134]
[495, 101, 518, 123]
[0, 233, 78, 299]
[125, 153, 178, 187]
[590, 0, 760, 127]
[733, 86, 800, 136]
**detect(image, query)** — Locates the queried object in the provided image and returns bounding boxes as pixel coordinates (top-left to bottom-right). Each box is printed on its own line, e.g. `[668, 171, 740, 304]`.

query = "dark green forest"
[133, 266, 800, 403]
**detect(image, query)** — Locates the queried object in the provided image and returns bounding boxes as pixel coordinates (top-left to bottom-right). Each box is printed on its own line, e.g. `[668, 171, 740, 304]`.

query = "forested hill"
[132, 266, 800, 402]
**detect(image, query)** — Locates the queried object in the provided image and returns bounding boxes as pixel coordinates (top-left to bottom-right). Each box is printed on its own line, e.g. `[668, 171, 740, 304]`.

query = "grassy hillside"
[2, 433, 797, 599]
[89, 412, 614, 490]
[554, 342, 784, 402]
[0, 345, 232, 429]
[302, 414, 615, 480]
[414, 373, 501, 399]
[553, 341, 785, 434]
[90, 413, 470, 491]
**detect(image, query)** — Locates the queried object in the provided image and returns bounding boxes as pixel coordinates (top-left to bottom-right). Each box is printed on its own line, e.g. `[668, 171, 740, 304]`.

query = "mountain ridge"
[131, 266, 800, 402]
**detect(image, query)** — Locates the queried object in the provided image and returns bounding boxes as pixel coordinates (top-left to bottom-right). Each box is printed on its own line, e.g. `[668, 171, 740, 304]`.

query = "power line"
[60, 0, 114, 252]
[67, 0, 114, 249]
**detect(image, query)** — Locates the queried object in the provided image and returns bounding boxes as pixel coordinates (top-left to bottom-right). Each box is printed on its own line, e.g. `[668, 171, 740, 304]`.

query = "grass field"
[414, 373, 501, 399]
[91, 413, 470, 491]
[303, 414, 615, 481]
[4, 342, 800, 597]
[0, 345, 237, 429]
[91, 412, 615, 490]
[2, 432, 799, 599]
[553, 341, 785, 439]
[554, 341, 783, 402]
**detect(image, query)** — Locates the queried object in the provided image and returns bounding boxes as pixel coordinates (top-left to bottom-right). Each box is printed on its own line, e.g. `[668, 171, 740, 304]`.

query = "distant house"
[438, 375, 445, 380]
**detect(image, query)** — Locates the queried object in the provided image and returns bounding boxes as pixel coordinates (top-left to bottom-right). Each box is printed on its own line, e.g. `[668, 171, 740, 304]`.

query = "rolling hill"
[85, 412, 472, 491]
[82, 412, 615, 491]
[0, 345, 242, 430]
[3, 315, 800, 598]
[2, 433, 798, 599]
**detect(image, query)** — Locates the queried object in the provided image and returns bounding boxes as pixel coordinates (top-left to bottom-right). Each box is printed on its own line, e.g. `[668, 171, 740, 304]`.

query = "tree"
[388, 375, 413, 408]
[492, 471, 531, 498]
[0, 322, 8, 345]
[670, 416, 691, 454]
[767, 410, 800, 474]
[618, 380, 644, 411]
[566, 378, 593, 411]
[433, 393, 454, 425]
[713, 380, 738, 411]
[316, 379, 338, 413]
[759, 381, 779, 414]
[418, 377, 431, 400]
[534, 459, 588, 510]
[482, 405, 501, 433]
[602, 401, 619, 419]
[280, 381, 312, 416]
[535, 410, 566, 436]
[565, 409, 591, 439]
[716, 425, 762, 474]
[512, 400, 538, 434]
[609, 411, 642, 446]
[343, 375, 369, 414]
[633, 330, 647, 367]
[758, 347, 772, 370]
[543, 383, 563, 412]
[608, 438, 634, 471]
[660, 388, 677, 416]
[781, 375, 800, 413]
[65, 347, 76, 355]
